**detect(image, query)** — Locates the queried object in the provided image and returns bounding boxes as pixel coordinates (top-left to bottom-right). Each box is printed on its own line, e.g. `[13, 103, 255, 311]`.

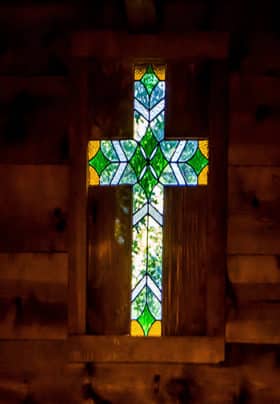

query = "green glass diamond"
[138, 304, 155, 336]
[141, 65, 159, 95]
[150, 146, 168, 178]
[140, 128, 157, 158]
[130, 146, 146, 178]
[139, 167, 158, 199]
[187, 148, 208, 175]
[89, 149, 109, 176]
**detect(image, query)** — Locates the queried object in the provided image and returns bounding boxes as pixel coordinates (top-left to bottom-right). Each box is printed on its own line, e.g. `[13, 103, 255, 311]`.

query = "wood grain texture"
[88, 61, 133, 140]
[226, 303, 280, 343]
[87, 186, 132, 335]
[0, 77, 69, 164]
[0, 341, 66, 369]
[0, 165, 68, 252]
[229, 113, 280, 165]
[165, 62, 210, 139]
[0, 253, 67, 339]
[228, 255, 280, 284]
[68, 62, 88, 334]
[228, 166, 280, 254]
[206, 62, 228, 336]
[72, 31, 229, 59]
[69, 335, 224, 363]
[163, 187, 207, 336]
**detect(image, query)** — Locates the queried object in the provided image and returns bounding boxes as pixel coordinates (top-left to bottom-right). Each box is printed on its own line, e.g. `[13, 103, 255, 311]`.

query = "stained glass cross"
[88, 64, 208, 336]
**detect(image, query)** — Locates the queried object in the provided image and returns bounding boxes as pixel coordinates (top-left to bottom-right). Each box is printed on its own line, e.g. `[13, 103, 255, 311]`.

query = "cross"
[88, 64, 208, 336]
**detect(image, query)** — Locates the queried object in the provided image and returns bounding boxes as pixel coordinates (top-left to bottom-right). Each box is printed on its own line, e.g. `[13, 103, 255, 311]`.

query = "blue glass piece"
[119, 163, 137, 185]
[159, 164, 178, 185]
[101, 141, 119, 162]
[160, 140, 178, 160]
[134, 81, 149, 108]
[134, 111, 149, 141]
[121, 139, 137, 160]
[179, 140, 198, 162]
[100, 163, 119, 184]
[150, 82, 165, 108]
[150, 111, 165, 141]
[179, 163, 198, 185]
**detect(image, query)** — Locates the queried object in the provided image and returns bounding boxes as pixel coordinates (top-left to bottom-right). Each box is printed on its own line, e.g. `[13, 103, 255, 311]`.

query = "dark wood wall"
[0, 1, 280, 402]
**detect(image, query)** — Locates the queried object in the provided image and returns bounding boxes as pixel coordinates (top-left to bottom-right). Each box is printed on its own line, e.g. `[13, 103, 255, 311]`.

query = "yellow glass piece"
[88, 166, 99, 185]
[153, 64, 166, 80]
[148, 320, 161, 337]
[199, 140, 208, 158]
[131, 320, 144, 336]
[198, 165, 208, 185]
[88, 140, 100, 160]
[134, 65, 146, 80]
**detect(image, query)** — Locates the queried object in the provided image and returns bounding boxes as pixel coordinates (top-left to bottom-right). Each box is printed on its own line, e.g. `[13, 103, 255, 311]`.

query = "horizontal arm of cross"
[88, 138, 208, 193]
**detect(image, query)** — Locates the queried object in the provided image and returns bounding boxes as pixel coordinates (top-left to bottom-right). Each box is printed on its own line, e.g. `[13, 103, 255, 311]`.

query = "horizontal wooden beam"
[72, 31, 229, 60]
[226, 303, 280, 344]
[68, 336, 224, 363]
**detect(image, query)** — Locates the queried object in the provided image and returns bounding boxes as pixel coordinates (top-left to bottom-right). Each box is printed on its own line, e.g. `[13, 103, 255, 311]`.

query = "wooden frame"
[69, 32, 228, 362]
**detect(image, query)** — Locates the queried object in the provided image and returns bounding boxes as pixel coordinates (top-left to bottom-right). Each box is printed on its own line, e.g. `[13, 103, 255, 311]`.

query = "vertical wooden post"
[207, 61, 228, 337]
[68, 60, 88, 334]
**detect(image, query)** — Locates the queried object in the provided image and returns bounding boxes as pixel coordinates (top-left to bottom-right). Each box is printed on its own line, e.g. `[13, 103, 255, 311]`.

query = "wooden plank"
[0, 341, 66, 370]
[230, 74, 280, 112]
[72, 31, 229, 59]
[226, 303, 280, 343]
[165, 61, 210, 139]
[241, 35, 280, 74]
[87, 186, 132, 335]
[163, 1, 208, 31]
[68, 62, 88, 334]
[71, 363, 235, 404]
[0, 165, 68, 252]
[0, 253, 67, 339]
[229, 113, 280, 165]
[125, 0, 157, 30]
[206, 62, 228, 336]
[163, 187, 207, 336]
[0, 5, 78, 25]
[69, 336, 224, 363]
[0, 77, 68, 100]
[0, 90, 69, 163]
[228, 255, 280, 283]
[88, 61, 133, 140]
[228, 167, 280, 254]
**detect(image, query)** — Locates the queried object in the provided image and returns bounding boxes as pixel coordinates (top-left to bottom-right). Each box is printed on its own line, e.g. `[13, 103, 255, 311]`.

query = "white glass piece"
[133, 203, 148, 226]
[150, 99, 165, 121]
[134, 99, 149, 120]
[171, 163, 185, 185]
[172, 141, 186, 162]
[147, 276, 162, 302]
[111, 162, 126, 184]
[113, 140, 127, 162]
[131, 276, 146, 302]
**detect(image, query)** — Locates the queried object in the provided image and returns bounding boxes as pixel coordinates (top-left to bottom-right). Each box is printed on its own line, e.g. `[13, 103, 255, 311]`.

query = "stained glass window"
[88, 64, 209, 336]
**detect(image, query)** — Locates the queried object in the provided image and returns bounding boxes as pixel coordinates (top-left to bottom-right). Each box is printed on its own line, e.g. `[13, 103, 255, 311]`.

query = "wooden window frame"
[69, 32, 228, 363]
